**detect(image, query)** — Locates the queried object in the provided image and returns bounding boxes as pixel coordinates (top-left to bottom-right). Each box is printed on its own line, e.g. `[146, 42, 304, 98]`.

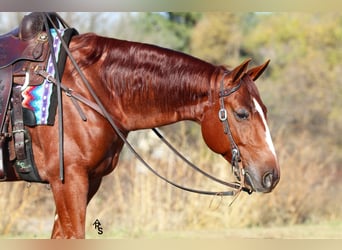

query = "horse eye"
[235, 109, 249, 120]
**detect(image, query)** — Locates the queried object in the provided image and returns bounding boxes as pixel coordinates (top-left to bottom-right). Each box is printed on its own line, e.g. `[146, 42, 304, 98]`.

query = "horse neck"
[71, 34, 221, 131]
[103, 43, 218, 130]
[118, 67, 218, 131]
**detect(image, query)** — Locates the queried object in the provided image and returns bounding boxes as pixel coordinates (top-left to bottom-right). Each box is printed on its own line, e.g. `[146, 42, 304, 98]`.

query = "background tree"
[107, 12, 201, 52]
[190, 13, 241, 66]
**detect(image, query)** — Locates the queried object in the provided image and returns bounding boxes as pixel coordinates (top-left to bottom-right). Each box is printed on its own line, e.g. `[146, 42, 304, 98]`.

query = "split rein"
[38, 70, 252, 198]
[37, 13, 252, 199]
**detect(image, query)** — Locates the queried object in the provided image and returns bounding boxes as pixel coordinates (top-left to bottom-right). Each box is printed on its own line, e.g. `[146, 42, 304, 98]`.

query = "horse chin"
[244, 172, 257, 192]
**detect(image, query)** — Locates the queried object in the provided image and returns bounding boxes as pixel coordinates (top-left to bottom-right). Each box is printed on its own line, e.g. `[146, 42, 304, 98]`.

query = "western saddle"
[0, 12, 70, 182]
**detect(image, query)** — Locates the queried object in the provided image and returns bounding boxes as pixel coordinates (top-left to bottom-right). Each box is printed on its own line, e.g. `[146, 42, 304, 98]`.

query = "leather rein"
[37, 13, 252, 197]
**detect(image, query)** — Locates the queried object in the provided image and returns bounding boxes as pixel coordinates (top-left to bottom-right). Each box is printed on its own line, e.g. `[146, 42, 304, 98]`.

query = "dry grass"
[85, 221, 342, 239]
[0, 123, 341, 238]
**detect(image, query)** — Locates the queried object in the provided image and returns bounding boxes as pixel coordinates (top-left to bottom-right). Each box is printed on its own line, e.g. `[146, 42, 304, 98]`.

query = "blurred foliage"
[241, 13, 342, 161]
[189, 12, 342, 159]
[191, 13, 245, 66]
[102, 12, 201, 52]
[0, 12, 341, 237]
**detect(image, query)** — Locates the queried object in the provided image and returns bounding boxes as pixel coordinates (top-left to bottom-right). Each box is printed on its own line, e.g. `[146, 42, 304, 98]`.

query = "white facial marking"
[253, 98, 277, 158]
[55, 214, 59, 221]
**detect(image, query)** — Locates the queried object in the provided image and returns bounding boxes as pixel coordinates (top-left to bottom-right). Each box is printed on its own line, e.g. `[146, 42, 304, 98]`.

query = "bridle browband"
[37, 13, 252, 197]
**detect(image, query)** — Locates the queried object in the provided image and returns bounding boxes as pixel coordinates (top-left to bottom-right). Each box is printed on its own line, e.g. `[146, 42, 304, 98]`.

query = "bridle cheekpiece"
[218, 72, 251, 193]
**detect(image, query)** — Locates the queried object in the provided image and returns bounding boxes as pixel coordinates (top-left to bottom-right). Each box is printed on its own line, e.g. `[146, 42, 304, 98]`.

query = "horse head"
[201, 59, 280, 193]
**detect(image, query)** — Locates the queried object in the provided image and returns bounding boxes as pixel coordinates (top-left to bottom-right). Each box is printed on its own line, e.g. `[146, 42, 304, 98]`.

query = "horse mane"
[70, 33, 219, 112]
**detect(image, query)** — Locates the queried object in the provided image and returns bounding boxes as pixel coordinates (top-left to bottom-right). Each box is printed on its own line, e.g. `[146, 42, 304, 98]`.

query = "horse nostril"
[262, 172, 273, 190]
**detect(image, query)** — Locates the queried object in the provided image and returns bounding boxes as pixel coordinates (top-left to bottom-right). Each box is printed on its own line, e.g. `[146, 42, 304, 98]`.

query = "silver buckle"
[218, 108, 227, 121]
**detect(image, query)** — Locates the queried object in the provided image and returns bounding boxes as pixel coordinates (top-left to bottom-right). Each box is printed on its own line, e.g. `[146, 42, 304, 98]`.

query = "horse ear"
[230, 58, 252, 83]
[246, 59, 270, 81]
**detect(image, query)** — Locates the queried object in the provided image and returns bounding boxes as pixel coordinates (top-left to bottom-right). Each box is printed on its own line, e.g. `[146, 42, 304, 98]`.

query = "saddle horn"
[19, 12, 45, 41]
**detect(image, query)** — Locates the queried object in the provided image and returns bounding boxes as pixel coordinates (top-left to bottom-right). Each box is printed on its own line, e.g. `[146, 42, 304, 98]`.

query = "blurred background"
[0, 12, 341, 238]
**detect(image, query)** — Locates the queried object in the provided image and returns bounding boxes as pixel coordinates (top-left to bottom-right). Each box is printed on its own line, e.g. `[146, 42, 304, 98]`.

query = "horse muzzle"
[244, 167, 280, 193]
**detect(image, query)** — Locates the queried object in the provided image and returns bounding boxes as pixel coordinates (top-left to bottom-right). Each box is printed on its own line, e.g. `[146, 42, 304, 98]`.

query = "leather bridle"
[218, 72, 249, 192]
[37, 13, 253, 197]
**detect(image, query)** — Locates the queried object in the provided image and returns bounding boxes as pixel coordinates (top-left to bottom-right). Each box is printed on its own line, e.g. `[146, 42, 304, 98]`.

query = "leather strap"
[218, 74, 242, 165]
[42, 13, 75, 182]
[37, 70, 103, 118]
[218, 73, 249, 192]
[0, 66, 13, 133]
[12, 87, 25, 160]
[36, 69, 252, 196]
[36, 13, 252, 195]
[12, 87, 31, 174]
[152, 128, 252, 193]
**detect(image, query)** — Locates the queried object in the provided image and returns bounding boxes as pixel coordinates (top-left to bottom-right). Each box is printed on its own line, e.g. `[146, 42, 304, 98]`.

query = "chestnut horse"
[4, 32, 280, 238]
